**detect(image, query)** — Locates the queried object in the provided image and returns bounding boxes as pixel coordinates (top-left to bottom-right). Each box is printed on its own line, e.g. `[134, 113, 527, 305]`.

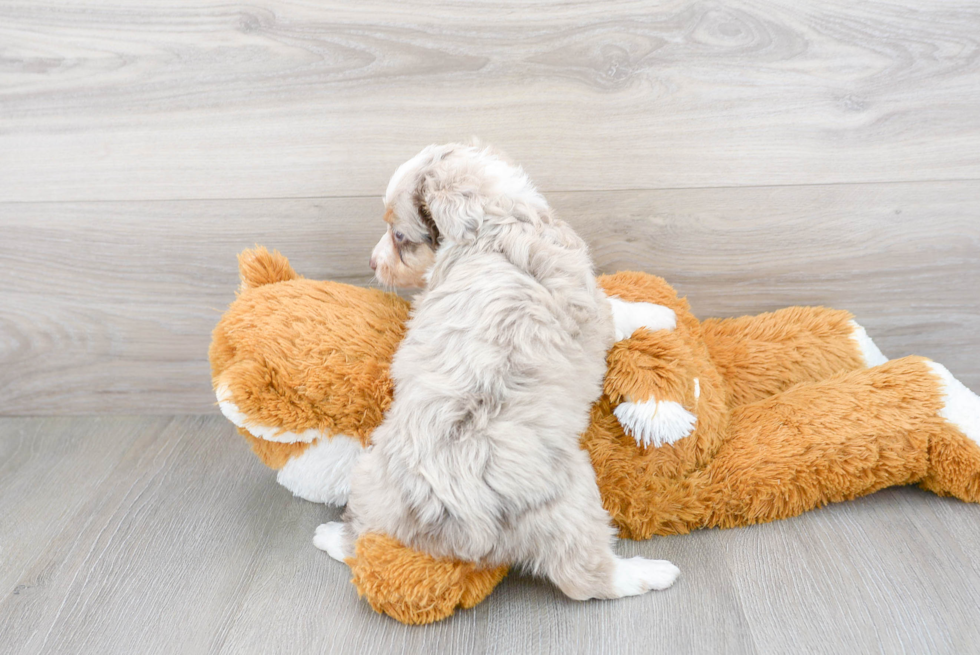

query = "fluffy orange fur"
[210, 248, 409, 446]
[211, 248, 980, 625]
[348, 533, 508, 625]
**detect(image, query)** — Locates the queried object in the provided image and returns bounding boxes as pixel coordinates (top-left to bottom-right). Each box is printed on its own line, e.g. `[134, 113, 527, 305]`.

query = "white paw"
[313, 522, 349, 562]
[612, 557, 681, 596]
[614, 399, 697, 448]
[609, 297, 676, 341]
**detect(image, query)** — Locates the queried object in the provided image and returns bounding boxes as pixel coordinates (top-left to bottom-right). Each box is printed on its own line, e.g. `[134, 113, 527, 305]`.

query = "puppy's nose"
[369, 256, 377, 271]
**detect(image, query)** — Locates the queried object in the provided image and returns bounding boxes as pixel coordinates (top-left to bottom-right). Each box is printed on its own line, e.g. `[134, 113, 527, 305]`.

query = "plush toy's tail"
[238, 246, 299, 292]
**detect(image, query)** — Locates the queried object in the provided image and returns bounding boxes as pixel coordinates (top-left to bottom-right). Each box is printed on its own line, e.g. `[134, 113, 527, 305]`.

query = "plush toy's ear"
[416, 151, 484, 245]
[237, 246, 299, 292]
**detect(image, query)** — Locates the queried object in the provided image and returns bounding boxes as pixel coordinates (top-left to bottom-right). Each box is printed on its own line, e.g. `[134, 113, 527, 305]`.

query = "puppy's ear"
[413, 194, 442, 247]
[416, 154, 484, 245]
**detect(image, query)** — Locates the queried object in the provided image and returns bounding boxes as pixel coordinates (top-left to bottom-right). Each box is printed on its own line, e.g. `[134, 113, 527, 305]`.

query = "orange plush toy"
[211, 247, 980, 625]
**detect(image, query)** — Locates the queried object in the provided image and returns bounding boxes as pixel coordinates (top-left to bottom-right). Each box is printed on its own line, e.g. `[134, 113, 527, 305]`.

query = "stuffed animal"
[210, 247, 980, 625]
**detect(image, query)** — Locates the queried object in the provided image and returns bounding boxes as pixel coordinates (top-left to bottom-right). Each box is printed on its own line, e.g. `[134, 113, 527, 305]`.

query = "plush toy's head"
[209, 247, 409, 504]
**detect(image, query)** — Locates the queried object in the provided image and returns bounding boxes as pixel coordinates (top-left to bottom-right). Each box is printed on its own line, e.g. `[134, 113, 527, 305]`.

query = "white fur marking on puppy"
[848, 320, 888, 367]
[694, 378, 701, 400]
[215, 384, 323, 444]
[927, 361, 980, 447]
[385, 148, 433, 205]
[614, 399, 697, 448]
[609, 297, 676, 342]
[276, 435, 365, 505]
[612, 557, 681, 596]
[313, 522, 350, 562]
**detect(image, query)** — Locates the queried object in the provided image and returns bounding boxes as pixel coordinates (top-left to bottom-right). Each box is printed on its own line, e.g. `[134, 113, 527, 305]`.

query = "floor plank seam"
[3, 176, 980, 207]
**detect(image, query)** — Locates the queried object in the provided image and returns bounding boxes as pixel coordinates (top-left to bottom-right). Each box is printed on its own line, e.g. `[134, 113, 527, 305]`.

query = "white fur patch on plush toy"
[849, 320, 888, 367]
[216, 384, 323, 444]
[609, 297, 676, 341]
[614, 399, 697, 448]
[928, 361, 980, 446]
[277, 435, 365, 505]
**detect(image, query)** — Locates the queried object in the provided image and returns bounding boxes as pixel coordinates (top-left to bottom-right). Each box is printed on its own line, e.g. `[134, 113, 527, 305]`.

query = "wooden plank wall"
[1, 0, 978, 414]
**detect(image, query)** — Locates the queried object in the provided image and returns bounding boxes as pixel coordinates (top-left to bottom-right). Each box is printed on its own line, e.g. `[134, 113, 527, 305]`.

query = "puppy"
[317, 144, 679, 600]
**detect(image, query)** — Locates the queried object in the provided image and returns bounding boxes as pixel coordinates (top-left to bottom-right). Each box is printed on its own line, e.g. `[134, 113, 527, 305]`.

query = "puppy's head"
[371, 143, 533, 288]
[369, 146, 443, 289]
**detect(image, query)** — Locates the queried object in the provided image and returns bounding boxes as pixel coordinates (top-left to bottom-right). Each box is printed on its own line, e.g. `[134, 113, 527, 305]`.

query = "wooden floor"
[3, 1, 980, 652]
[1, 415, 979, 654]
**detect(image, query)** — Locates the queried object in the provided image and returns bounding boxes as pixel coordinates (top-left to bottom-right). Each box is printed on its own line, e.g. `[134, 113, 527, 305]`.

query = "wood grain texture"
[3, 1, 978, 650]
[2, 0, 979, 201]
[723, 488, 980, 654]
[2, 415, 979, 654]
[2, 180, 978, 415]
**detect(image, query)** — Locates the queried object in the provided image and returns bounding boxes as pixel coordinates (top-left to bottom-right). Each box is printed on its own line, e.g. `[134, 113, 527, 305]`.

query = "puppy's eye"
[393, 230, 406, 243]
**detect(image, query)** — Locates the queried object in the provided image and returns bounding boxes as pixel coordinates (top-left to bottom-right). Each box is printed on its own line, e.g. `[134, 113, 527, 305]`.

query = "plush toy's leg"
[696, 356, 980, 530]
[341, 532, 509, 625]
[701, 307, 886, 407]
[313, 523, 510, 625]
[604, 300, 703, 449]
[917, 362, 980, 502]
[605, 327, 701, 449]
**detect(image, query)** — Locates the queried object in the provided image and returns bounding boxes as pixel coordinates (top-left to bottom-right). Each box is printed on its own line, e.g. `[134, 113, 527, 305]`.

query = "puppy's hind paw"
[613, 557, 681, 597]
[313, 522, 349, 563]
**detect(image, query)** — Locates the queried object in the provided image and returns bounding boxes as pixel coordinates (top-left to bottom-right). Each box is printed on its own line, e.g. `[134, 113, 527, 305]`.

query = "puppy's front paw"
[313, 522, 349, 563]
[614, 398, 697, 448]
[609, 298, 677, 341]
[613, 557, 681, 596]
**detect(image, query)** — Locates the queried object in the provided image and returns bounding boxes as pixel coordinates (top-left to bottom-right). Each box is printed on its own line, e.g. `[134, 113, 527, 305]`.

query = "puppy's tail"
[238, 246, 300, 292]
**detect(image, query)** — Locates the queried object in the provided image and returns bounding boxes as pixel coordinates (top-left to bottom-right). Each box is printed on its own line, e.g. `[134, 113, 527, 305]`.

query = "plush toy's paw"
[609, 297, 677, 341]
[614, 398, 697, 448]
[612, 557, 681, 596]
[313, 522, 350, 563]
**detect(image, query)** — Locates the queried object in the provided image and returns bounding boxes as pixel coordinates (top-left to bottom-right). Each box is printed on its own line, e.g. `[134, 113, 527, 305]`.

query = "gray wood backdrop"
[1, 0, 978, 414]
